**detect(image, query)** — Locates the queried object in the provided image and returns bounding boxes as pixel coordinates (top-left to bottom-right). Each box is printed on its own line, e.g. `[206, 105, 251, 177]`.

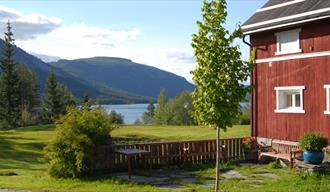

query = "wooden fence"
[95, 138, 245, 171]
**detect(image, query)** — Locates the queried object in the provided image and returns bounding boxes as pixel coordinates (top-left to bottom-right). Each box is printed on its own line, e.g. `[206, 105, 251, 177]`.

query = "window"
[275, 29, 301, 55]
[324, 85, 330, 114]
[275, 86, 305, 113]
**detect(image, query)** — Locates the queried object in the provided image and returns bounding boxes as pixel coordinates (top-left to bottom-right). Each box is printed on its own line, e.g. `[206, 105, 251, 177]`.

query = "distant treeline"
[139, 89, 250, 126]
[139, 89, 196, 126]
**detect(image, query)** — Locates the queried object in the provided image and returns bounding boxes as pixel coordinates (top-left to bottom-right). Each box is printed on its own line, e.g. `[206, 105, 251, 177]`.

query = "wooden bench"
[259, 139, 303, 168]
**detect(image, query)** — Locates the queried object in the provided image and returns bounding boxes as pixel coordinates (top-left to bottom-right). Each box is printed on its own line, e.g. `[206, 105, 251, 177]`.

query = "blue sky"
[0, 0, 267, 81]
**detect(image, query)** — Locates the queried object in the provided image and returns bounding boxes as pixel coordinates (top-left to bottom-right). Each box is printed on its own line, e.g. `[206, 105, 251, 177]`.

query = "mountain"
[31, 53, 61, 62]
[49, 57, 195, 98]
[0, 40, 150, 104]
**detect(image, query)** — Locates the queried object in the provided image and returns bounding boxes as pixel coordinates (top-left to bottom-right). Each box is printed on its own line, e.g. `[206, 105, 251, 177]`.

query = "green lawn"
[0, 124, 249, 192]
[1, 124, 330, 192]
[112, 125, 250, 144]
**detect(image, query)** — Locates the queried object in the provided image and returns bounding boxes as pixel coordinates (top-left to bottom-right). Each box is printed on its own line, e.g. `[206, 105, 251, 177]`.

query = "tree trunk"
[215, 126, 220, 192]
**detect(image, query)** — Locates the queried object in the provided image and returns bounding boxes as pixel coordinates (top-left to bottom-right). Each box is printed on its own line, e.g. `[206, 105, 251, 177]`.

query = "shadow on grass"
[0, 137, 46, 170]
[15, 124, 55, 132]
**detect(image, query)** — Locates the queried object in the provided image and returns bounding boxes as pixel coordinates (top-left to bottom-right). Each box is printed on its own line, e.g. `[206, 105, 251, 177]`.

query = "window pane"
[295, 94, 301, 107]
[286, 94, 292, 107]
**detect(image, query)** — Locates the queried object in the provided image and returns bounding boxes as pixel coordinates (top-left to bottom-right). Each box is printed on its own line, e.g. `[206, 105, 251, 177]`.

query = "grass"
[1, 124, 330, 191]
[0, 124, 249, 192]
[112, 125, 250, 144]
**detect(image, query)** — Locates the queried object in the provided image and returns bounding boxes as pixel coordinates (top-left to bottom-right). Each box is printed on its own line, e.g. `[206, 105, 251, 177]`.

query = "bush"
[299, 133, 328, 152]
[44, 106, 116, 178]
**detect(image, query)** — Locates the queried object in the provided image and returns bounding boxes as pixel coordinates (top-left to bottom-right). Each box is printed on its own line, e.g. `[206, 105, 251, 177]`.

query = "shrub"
[44, 106, 115, 178]
[299, 133, 328, 152]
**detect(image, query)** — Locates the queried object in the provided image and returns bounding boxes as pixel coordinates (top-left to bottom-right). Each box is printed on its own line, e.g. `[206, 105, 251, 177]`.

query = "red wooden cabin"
[242, 0, 330, 143]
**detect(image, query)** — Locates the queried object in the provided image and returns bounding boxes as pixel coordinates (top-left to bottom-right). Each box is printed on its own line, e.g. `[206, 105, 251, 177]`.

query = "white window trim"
[324, 85, 330, 114]
[275, 29, 302, 55]
[274, 86, 305, 114]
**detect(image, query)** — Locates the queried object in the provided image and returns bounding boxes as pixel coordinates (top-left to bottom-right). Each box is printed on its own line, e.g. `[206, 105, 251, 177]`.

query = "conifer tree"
[18, 64, 40, 125]
[18, 64, 39, 111]
[0, 21, 22, 129]
[42, 71, 76, 123]
[42, 71, 62, 123]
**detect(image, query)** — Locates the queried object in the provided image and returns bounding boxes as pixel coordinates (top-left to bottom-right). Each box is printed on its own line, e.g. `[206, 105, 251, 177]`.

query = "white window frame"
[275, 28, 302, 55]
[274, 86, 305, 113]
[324, 85, 330, 114]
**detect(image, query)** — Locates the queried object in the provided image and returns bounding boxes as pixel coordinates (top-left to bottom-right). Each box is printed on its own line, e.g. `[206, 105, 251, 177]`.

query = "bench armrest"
[290, 149, 303, 159]
[259, 145, 273, 152]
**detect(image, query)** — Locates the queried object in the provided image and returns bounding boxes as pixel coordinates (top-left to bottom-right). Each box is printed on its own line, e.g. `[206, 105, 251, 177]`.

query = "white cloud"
[166, 49, 195, 63]
[50, 23, 141, 48]
[1, 6, 193, 82]
[0, 6, 61, 40]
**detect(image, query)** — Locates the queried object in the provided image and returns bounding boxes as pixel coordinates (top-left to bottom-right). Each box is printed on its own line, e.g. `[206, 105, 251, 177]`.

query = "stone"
[197, 183, 214, 188]
[253, 173, 279, 179]
[180, 177, 197, 183]
[221, 170, 247, 179]
[116, 175, 168, 183]
[154, 183, 186, 190]
[295, 162, 327, 174]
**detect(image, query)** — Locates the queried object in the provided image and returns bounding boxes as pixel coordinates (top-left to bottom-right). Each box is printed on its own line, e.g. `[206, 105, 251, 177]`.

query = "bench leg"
[128, 155, 132, 179]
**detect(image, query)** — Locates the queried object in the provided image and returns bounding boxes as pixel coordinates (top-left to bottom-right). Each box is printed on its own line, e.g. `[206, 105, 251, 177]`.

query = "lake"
[100, 102, 250, 125]
[100, 104, 149, 124]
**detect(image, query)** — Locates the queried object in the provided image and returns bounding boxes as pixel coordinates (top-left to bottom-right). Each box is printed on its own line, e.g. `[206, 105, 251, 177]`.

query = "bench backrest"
[271, 139, 300, 153]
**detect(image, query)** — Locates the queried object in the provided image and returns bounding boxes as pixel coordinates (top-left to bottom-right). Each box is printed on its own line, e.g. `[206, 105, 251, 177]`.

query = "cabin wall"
[250, 19, 330, 141]
[251, 19, 330, 60]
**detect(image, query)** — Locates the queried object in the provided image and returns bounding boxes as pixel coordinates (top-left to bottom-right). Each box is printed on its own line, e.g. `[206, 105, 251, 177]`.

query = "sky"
[0, 0, 267, 82]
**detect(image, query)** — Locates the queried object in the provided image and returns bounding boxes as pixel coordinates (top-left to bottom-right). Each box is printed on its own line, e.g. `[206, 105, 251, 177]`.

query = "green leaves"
[191, 0, 253, 130]
[299, 133, 328, 152]
[45, 106, 116, 178]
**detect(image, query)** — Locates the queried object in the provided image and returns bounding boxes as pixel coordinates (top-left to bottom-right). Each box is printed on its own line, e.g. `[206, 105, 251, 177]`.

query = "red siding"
[251, 19, 330, 141]
[251, 19, 330, 60]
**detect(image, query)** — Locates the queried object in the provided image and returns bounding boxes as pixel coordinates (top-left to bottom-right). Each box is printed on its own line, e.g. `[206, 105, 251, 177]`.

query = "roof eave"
[242, 15, 330, 35]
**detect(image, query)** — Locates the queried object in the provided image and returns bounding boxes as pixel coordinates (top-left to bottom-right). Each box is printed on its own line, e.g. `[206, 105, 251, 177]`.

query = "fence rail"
[96, 138, 245, 171]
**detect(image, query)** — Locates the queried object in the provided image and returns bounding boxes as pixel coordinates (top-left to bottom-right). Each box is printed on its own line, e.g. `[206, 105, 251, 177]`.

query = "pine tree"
[0, 21, 22, 129]
[18, 65, 39, 110]
[18, 64, 40, 125]
[42, 71, 62, 123]
[42, 72, 76, 123]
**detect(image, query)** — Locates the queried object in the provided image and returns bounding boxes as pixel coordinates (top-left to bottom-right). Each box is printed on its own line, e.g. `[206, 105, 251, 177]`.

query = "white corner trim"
[242, 7, 330, 30]
[325, 85, 330, 113]
[274, 86, 305, 91]
[275, 109, 305, 114]
[324, 111, 330, 115]
[256, 0, 305, 13]
[256, 51, 330, 64]
[243, 15, 330, 35]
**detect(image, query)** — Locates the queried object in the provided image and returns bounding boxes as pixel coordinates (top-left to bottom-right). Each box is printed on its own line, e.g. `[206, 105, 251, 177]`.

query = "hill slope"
[50, 57, 195, 98]
[0, 40, 150, 104]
